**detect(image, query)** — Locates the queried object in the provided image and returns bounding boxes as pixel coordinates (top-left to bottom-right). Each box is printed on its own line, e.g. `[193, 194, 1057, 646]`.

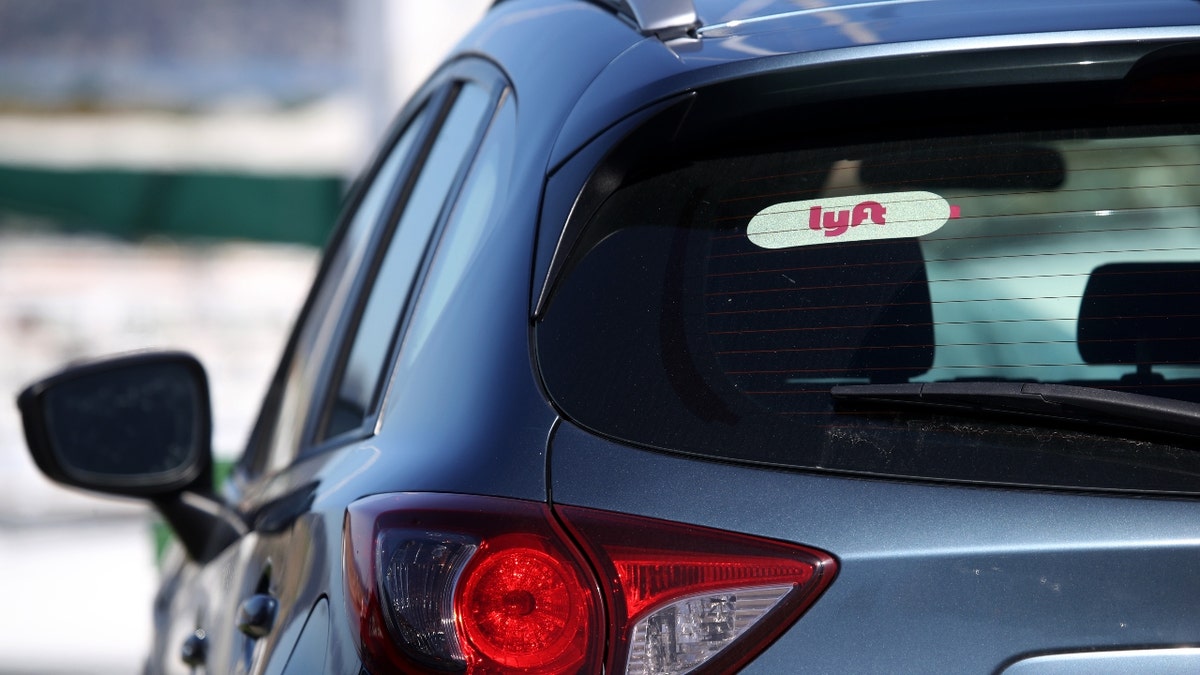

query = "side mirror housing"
[18, 351, 213, 497]
[17, 351, 243, 561]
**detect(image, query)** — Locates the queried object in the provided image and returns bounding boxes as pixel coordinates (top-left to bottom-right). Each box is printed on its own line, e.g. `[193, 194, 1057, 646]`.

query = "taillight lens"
[456, 534, 592, 671]
[344, 493, 836, 674]
[557, 505, 837, 675]
[343, 493, 602, 673]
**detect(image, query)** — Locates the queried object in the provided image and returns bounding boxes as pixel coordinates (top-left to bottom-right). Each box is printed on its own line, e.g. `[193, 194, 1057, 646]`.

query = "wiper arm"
[831, 381, 1200, 438]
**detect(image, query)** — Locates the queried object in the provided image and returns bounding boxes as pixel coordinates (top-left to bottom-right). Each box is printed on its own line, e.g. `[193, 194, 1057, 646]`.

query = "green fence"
[0, 166, 343, 246]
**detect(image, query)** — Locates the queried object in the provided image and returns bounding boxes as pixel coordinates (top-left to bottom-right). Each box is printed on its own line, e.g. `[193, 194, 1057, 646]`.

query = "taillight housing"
[343, 493, 602, 673]
[344, 493, 837, 674]
[556, 506, 836, 675]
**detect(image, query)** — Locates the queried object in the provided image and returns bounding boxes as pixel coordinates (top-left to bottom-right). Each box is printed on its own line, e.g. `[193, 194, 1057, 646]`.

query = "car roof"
[687, 0, 1200, 58]
[486, 0, 1200, 58]
[701, 0, 1200, 38]
[548, 0, 1200, 45]
[471, 0, 1200, 170]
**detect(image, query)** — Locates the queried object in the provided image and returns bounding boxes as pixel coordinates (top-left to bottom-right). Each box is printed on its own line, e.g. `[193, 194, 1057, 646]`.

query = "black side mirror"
[18, 351, 213, 497]
[18, 351, 245, 561]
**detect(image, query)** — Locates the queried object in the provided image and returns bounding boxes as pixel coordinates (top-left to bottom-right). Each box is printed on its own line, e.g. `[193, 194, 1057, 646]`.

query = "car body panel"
[460, 0, 647, 175]
[280, 597, 330, 675]
[1001, 648, 1200, 674]
[549, 421, 1200, 672]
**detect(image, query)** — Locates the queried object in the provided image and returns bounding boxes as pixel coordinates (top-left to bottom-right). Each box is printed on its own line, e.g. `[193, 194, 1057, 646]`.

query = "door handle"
[236, 594, 278, 639]
[181, 629, 207, 667]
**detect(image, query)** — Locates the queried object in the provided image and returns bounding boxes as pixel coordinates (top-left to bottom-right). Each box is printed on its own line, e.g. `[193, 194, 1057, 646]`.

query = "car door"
[148, 61, 508, 675]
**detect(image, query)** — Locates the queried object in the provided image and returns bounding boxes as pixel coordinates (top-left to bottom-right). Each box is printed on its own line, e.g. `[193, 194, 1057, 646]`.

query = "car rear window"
[536, 109, 1200, 494]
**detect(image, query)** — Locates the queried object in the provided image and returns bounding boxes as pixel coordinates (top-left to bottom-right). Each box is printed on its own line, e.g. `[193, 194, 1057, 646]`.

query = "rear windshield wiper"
[831, 382, 1200, 439]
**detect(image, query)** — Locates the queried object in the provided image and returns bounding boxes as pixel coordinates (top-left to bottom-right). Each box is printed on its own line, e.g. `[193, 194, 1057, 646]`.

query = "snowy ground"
[0, 230, 318, 673]
[0, 516, 158, 675]
[0, 98, 366, 175]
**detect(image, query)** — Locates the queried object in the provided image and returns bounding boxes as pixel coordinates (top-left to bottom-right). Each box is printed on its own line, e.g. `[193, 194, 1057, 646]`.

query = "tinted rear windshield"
[537, 87, 1200, 494]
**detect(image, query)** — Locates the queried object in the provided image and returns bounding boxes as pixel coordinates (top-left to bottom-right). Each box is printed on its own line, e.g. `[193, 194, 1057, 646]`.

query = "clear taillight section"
[557, 505, 837, 675]
[626, 586, 796, 674]
[375, 531, 476, 666]
[344, 493, 837, 674]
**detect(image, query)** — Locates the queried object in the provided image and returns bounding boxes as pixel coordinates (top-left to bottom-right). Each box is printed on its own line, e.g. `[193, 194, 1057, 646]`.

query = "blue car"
[19, 0, 1200, 672]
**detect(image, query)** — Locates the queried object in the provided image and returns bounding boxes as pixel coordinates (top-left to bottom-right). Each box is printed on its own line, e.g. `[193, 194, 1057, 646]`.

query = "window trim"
[305, 60, 511, 453]
[234, 58, 511, 483]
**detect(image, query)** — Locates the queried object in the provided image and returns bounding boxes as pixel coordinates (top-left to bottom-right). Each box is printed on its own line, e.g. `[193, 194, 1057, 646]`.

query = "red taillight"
[344, 493, 836, 674]
[343, 493, 601, 674]
[557, 505, 837, 675]
[457, 535, 591, 671]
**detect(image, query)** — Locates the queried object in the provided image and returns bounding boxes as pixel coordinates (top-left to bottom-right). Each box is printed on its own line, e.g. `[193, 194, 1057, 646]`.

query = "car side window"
[316, 81, 497, 442]
[238, 102, 437, 478]
[394, 93, 516, 373]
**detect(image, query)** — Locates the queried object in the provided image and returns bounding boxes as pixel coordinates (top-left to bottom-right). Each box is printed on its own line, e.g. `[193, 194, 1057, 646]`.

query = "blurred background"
[0, 1, 489, 672]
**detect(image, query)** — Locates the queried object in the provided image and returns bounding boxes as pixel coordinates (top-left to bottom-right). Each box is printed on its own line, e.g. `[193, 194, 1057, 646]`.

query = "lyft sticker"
[747, 191, 959, 249]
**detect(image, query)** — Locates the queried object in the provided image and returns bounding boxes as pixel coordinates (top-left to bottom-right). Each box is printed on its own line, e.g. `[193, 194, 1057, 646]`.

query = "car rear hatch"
[536, 33, 1200, 673]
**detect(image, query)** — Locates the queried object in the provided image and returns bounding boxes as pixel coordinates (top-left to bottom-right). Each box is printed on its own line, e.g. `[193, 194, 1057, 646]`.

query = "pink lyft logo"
[809, 200, 886, 237]
[747, 191, 960, 249]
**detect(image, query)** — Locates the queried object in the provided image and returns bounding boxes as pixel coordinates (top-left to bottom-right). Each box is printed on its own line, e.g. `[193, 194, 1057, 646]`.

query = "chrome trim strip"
[697, 0, 937, 38]
[690, 26, 1200, 67]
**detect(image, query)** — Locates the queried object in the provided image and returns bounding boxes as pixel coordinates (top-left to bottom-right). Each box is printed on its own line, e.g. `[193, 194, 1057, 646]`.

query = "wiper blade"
[831, 382, 1200, 438]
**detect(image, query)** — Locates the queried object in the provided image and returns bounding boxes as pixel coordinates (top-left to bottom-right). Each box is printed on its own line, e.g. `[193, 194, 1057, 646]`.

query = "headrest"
[705, 238, 934, 384]
[1078, 262, 1200, 366]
